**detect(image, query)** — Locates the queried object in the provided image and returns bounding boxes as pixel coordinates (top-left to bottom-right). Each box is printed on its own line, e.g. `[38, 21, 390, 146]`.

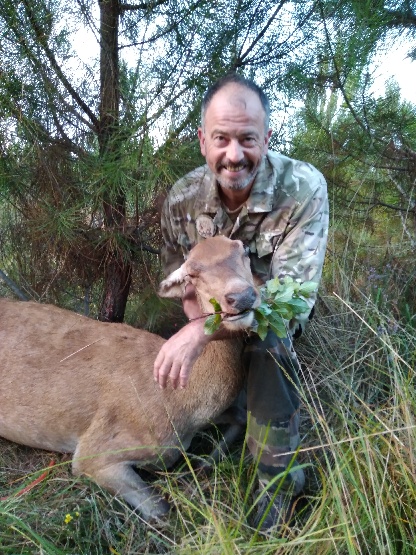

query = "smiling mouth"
[223, 163, 247, 172]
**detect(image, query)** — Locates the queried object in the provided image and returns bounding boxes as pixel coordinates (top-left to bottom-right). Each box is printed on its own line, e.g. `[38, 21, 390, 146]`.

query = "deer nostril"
[224, 293, 238, 306]
[224, 286, 257, 311]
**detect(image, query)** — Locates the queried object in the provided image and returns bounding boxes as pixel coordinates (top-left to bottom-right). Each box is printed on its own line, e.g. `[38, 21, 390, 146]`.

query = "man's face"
[198, 84, 272, 192]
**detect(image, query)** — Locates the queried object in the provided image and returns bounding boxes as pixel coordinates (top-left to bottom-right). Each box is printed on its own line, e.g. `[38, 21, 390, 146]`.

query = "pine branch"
[21, 0, 99, 130]
[120, 0, 169, 11]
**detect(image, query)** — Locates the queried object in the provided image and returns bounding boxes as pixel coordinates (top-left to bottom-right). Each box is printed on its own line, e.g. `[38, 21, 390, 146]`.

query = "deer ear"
[158, 264, 189, 298]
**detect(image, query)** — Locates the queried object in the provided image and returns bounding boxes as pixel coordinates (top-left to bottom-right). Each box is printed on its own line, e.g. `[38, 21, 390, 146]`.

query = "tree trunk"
[98, 0, 132, 322]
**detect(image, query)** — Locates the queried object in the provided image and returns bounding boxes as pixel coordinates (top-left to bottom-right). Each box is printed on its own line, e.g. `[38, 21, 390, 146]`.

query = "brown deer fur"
[0, 236, 259, 520]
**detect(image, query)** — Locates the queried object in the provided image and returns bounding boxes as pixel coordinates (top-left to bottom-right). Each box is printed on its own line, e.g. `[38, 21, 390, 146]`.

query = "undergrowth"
[1, 254, 415, 554]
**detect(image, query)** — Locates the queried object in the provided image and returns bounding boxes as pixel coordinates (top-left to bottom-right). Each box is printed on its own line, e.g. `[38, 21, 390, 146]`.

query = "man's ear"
[198, 127, 206, 157]
[158, 264, 189, 298]
[263, 128, 272, 154]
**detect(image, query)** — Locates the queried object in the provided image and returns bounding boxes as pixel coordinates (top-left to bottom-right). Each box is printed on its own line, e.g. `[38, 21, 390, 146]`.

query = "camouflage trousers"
[242, 330, 305, 496]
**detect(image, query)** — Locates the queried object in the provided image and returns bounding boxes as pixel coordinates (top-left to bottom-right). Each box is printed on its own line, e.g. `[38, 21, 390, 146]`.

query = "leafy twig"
[204, 276, 317, 340]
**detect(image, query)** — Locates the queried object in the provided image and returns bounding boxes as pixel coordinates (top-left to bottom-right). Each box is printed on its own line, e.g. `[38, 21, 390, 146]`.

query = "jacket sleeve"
[271, 177, 329, 335]
[160, 194, 186, 278]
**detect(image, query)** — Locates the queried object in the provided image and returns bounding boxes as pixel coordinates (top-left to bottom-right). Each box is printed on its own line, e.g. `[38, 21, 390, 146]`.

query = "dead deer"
[0, 236, 259, 520]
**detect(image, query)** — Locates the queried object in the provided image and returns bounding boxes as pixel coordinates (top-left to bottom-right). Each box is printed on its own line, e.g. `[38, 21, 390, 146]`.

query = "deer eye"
[186, 260, 202, 277]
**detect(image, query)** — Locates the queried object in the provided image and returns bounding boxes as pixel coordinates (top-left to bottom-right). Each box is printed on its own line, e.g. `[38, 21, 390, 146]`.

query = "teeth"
[225, 165, 245, 172]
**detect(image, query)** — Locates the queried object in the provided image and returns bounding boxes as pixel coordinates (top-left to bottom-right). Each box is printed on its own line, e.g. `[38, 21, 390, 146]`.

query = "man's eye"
[243, 137, 255, 145]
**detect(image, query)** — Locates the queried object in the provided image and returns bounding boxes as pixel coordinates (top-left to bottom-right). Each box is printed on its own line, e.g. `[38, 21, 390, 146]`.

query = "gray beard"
[216, 167, 259, 191]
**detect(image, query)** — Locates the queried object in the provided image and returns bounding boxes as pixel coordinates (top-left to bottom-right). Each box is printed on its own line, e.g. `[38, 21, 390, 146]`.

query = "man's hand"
[153, 319, 210, 389]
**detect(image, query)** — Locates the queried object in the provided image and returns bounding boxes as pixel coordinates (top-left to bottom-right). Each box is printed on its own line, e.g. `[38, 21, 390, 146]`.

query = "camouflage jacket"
[161, 151, 329, 334]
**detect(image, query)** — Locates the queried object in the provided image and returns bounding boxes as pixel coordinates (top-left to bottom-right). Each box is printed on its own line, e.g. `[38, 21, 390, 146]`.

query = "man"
[154, 74, 329, 533]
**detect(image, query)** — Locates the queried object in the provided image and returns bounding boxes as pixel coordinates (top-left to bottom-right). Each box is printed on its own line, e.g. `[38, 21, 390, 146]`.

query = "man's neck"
[218, 183, 253, 211]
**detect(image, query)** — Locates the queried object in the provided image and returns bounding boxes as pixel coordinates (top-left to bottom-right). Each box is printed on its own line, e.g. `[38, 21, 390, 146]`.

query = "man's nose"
[226, 139, 243, 163]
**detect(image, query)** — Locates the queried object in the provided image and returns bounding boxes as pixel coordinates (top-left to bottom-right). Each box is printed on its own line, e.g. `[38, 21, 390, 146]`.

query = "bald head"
[201, 74, 270, 132]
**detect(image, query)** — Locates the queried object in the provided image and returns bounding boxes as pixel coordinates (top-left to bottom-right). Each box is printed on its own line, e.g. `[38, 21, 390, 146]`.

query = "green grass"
[1, 279, 415, 554]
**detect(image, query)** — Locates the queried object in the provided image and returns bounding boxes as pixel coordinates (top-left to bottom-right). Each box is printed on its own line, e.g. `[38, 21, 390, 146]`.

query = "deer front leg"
[73, 457, 170, 520]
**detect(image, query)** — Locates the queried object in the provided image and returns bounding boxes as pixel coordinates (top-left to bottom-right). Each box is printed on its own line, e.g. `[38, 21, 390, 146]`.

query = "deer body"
[0, 237, 259, 519]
